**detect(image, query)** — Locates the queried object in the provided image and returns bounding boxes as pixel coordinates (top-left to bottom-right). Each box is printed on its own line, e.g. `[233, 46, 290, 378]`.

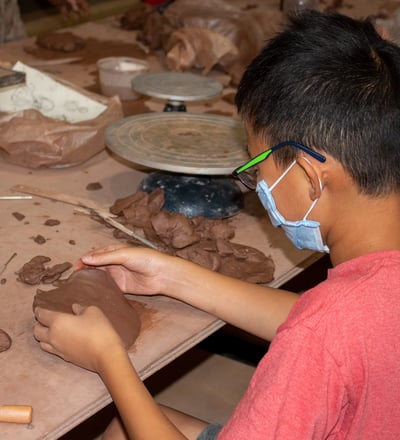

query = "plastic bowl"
[97, 57, 149, 101]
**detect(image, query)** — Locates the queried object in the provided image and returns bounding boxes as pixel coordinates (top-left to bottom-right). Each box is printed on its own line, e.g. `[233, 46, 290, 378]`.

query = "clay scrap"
[0, 329, 12, 353]
[36, 31, 86, 53]
[33, 269, 141, 349]
[17, 255, 72, 285]
[108, 188, 275, 284]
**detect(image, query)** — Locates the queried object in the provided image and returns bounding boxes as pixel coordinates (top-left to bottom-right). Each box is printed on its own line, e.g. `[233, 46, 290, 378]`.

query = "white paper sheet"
[0, 62, 107, 123]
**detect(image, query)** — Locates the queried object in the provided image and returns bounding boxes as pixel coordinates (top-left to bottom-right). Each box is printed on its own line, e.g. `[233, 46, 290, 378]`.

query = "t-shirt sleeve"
[218, 325, 347, 439]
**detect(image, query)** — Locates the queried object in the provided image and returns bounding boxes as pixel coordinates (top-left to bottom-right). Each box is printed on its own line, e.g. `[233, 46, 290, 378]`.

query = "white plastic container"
[97, 57, 149, 101]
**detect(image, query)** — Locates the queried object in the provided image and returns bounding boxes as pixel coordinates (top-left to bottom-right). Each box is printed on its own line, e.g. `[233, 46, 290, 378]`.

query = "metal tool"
[0, 253, 17, 276]
[0, 66, 25, 89]
[0, 405, 32, 424]
[0, 195, 32, 200]
[11, 185, 158, 250]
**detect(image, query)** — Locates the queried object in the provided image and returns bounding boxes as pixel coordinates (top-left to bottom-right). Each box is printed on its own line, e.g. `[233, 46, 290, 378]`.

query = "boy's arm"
[162, 256, 299, 341]
[97, 347, 188, 440]
[33, 305, 197, 440]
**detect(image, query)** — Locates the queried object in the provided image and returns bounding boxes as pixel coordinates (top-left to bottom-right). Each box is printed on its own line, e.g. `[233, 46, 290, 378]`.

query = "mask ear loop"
[301, 156, 323, 220]
[270, 160, 297, 191]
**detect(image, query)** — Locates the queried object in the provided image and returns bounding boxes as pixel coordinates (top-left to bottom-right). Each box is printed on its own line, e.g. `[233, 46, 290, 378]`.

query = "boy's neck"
[328, 193, 400, 266]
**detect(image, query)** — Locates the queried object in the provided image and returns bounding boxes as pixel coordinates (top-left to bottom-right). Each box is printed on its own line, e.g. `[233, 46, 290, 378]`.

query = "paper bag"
[0, 75, 123, 169]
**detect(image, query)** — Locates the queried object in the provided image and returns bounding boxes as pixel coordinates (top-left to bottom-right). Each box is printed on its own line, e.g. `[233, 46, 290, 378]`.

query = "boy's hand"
[49, 0, 90, 18]
[33, 304, 124, 372]
[77, 244, 173, 296]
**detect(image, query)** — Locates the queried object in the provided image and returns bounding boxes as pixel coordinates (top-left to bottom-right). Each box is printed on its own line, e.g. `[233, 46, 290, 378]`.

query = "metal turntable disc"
[131, 72, 223, 102]
[105, 113, 248, 175]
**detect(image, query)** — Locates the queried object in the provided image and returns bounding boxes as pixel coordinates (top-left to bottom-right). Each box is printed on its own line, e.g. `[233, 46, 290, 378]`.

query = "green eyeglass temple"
[232, 141, 326, 176]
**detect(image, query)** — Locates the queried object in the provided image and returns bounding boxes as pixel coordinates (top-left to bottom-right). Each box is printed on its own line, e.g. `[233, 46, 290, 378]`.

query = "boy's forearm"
[97, 347, 187, 440]
[163, 257, 299, 341]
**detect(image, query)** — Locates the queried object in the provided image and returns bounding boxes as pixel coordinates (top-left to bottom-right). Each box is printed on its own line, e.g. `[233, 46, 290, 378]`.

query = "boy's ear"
[296, 156, 322, 201]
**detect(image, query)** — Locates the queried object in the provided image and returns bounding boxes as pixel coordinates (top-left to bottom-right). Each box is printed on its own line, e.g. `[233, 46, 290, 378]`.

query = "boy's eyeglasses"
[231, 140, 326, 190]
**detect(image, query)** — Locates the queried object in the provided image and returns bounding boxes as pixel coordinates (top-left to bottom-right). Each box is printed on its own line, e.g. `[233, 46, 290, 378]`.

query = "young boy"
[33, 10, 400, 440]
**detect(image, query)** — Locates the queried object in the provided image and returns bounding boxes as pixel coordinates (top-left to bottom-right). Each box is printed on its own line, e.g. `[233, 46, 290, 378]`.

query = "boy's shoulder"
[282, 250, 400, 332]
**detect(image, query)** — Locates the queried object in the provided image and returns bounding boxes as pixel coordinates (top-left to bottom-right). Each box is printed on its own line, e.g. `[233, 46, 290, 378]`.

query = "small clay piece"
[0, 329, 12, 352]
[41, 262, 73, 284]
[12, 212, 25, 221]
[151, 211, 200, 249]
[0, 278, 6, 285]
[33, 234, 46, 245]
[86, 182, 103, 191]
[44, 219, 60, 226]
[33, 269, 141, 349]
[36, 31, 86, 52]
[17, 255, 51, 285]
[68, 240, 76, 245]
[17, 256, 72, 285]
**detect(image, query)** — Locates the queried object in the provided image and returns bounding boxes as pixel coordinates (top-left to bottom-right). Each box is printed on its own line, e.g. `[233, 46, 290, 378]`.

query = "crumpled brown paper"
[0, 79, 123, 169]
[165, 27, 238, 75]
[121, 0, 282, 85]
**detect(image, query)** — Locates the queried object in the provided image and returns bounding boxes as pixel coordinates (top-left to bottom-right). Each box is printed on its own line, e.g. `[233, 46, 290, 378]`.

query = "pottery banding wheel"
[105, 113, 249, 218]
[131, 72, 223, 111]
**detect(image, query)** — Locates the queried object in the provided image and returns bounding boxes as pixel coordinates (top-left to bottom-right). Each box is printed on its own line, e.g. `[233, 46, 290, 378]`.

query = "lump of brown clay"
[12, 212, 25, 221]
[17, 255, 72, 285]
[0, 329, 12, 353]
[86, 182, 103, 191]
[106, 188, 275, 284]
[36, 31, 86, 52]
[151, 211, 200, 249]
[33, 269, 141, 349]
[33, 234, 46, 244]
[44, 219, 61, 226]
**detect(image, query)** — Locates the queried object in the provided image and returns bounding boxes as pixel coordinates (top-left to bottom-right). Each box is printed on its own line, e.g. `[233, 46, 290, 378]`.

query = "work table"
[0, 14, 321, 439]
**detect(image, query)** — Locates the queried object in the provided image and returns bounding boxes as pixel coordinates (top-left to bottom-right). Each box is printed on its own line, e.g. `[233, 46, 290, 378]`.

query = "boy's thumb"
[71, 303, 86, 315]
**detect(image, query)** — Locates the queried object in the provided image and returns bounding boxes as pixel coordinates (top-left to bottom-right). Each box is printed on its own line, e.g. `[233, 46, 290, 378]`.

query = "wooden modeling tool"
[11, 184, 158, 250]
[0, 405, 32, 424]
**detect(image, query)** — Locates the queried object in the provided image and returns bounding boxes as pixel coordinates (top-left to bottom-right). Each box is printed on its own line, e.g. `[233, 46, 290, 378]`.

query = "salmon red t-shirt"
[219, 251, 400, 439]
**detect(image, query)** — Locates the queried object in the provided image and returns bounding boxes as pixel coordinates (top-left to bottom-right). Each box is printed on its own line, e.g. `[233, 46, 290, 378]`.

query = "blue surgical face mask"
[256, 160, 329, 253]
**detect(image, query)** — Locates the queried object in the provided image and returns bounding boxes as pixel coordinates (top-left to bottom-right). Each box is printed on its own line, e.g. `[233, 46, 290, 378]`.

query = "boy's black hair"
[236, 10, 400, 196]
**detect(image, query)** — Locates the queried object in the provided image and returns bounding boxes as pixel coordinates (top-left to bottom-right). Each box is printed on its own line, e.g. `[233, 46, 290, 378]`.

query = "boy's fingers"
[33, 322, 50, 343]
[84, 243, 129, 258]
[39, 341, 58, 356]
[81, 246, 132, 266]
[34, 307, 55, 326]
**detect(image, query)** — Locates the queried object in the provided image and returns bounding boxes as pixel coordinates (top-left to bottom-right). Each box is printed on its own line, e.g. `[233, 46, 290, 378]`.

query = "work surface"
[0, 7, 332, 439]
